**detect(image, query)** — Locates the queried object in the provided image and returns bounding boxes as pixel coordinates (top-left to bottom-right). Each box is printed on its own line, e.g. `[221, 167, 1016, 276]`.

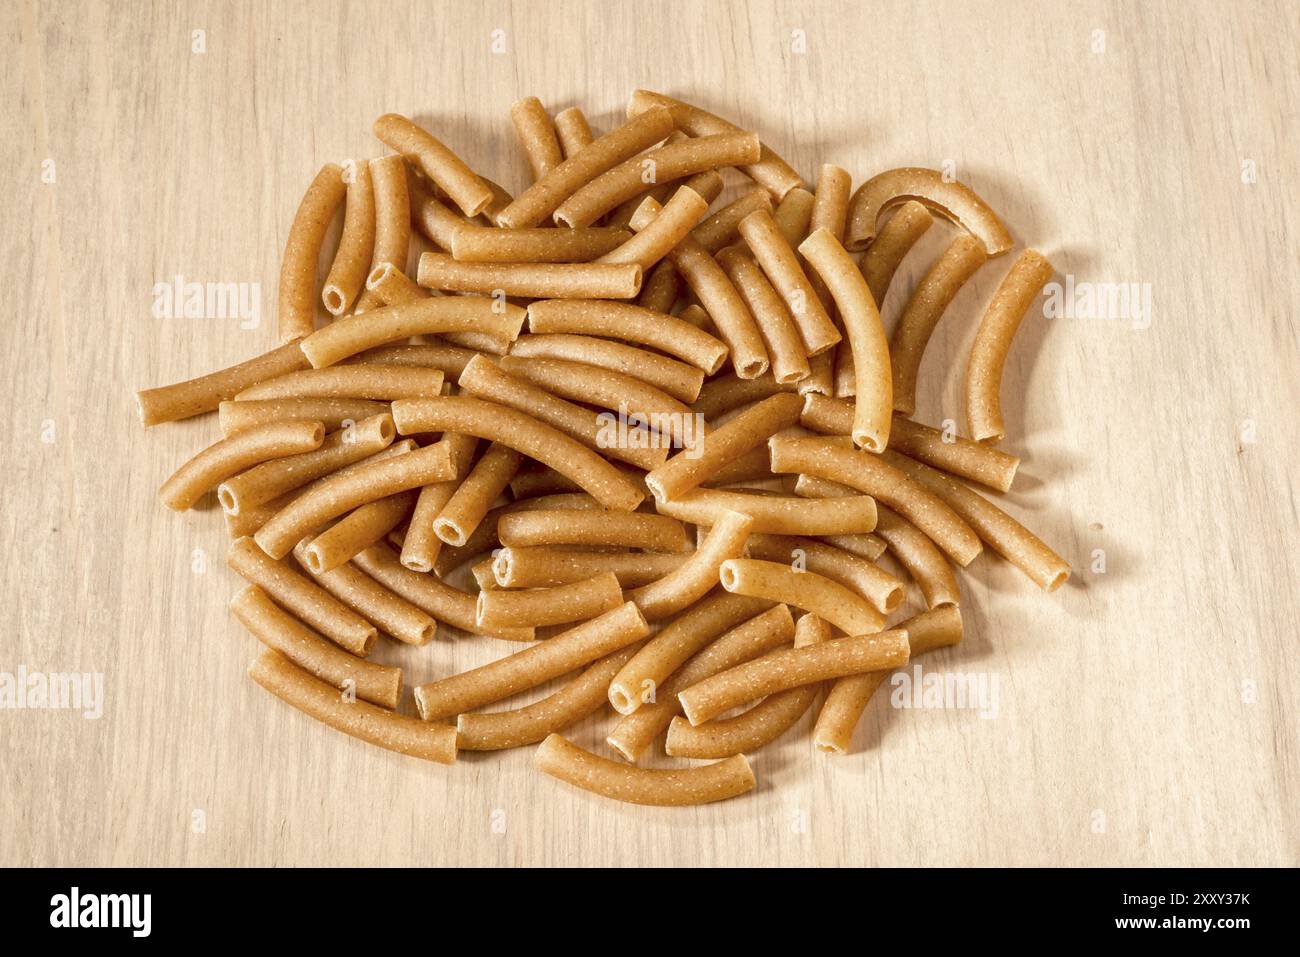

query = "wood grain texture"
[1, 0, 1296, 867]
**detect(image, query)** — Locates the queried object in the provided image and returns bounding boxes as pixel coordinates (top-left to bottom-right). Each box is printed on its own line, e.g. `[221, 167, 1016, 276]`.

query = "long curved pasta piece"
[160, 419, 324, 511]
[526, 298, 728, 375]
[844, 166, 1014, 255]
[450, 224, 630, 263]
[353, 154, 412, 312]
[628, 510, 753, 622]
[737, 209, 841, 356]
[291, 538, 436, 645]
[655, 486, 877, 536]
[493, 547, 687, 589]
[373, 113, 493, 217]
[716, 245, 811, 385]
[321, 160, 376, 316]
[417, 253, 643, 300]
[136, 340, 312, 426]
[235, 365, 444, 402]
[476, 571, 624, 629]
[718, 558, 884, 634]
[505, 338, 703, 406]
[498, 507, 689, 553]
[278, 163, 346, 342]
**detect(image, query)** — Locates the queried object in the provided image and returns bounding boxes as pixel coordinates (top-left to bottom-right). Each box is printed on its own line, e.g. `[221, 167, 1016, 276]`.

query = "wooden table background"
[2, 0, 1296, 867]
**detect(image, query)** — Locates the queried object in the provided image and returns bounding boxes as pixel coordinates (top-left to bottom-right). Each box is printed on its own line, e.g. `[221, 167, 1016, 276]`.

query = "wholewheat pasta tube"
[647, 392, 802, 502]
[407, 174, 468, 251]
[493, 547, 688, 588]
[362, 266, 517, 355]
[278, 163, 346, 341]
[321, 161, 376, 315]
[390, 396, 644, 511]
[457, 354, 665, 470]
[299, 293, 526, 368]
[666, 612, 829, 758]
[510, 96, 564, 181]
[218, 398, 387, 436]
[498, 508, 690, 553]
[718, 558, 884, 635]
[399, 432, 478, 572]
[449, 224, 631, 263]
[717, 245, 811, 385]
[302, 490, 415, 573]
[354, 341, 477, 377]
[882, 450, 1070, 591]
[255, 439, 454, 558]
[608, 594, 780, 715]
[965, 249, 1055, 443]
[814, 604, 962, 754]
[799, 394, 1020, 493]
[527, 298, 728, 375]
[414, 602, 649, 720]
[506, 337, 704, 405]
[357, 155, 412, 312]
[665, 234, 769, 380]
[136, 340, 312, 426]
[434, 442, 523, 546]
[553, 107, 594, 158]
[637, 259, 681, 313]
[599, 161, 724, 232]
[859, 501, 961, 609]
[806, 163, 853, 310]
[860, 199, 934, 307]
[772, 186, 815, 245]
[845, 166, 1013, 255]
[819, 531, 888, 562]
[227, 535, 377, 655]
[231, 585, 400, 708]
[655, 487, 877, 536]
[352, 544, 533, 641]
[249, 649, 456, 763]
[745, 533, 904, 615]
[600, 187, 710, 271]
[737, 209, 841, 358]
[679, 628, 909, 726]
[629, 511, 754, 622]
[417, 252, 642, 300]
[373, 113, 492, 217]
[476, 571, 624, 629]
[627, 90, 804, 199]
[694, 188, 773, 252]
[159, 419, 325, 511]
[537, 733, 754, 806]
[890, 233, 988, 415]
[292, 539, 436, 644]
[554, 132, 761, 227]
[235, 365, 444, 402]
[497, 106, 675, 228]
[218, 413, 396, 516]
[798, 227, 893, 451]
[770, 436, 980, 565]
[693, 371, 787, 421]
[456, 643, 641, 751]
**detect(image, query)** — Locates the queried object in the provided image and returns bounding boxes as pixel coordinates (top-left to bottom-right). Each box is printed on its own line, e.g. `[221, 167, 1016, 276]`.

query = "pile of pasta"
[138, 91, 1070, 806]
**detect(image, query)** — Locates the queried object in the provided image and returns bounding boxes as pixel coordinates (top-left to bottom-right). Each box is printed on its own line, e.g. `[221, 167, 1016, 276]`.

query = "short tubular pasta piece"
[218, 398, 387, 436]
[450, 225, 630, 263]
[390, 396, 644, 511]
[694, 188, 773, 252]
[322, 160, 375, 316]
[554, 132, 761, 227]
[434, 442, 522, 546]
[717, 245, 811, 385]
[476, 571, 624, 629]
[769, 436, 980, 565]
[498, 508, 690, 552]
[218, 413, 396, 516]
[964, 249, 1055, 443]
[600, 186, 710, 270]
[227, 535, 377, 655]
[493, 547, 688, 588]
[292, 539, 436, 645]
[509, 96, 564, 181]
[738, 209, 841, 356]
[354, 340, 477, 377]
[526, 298, 728, 375]
[553, 107, 594, 158]
[249, 650, 455, 763]
[355, 155, 413, 313]
[417, 252, 642, 300]
[506, 337, 704, 405]
[301, 490, 415, 573]
[299, 295, 526, 368]
[890, 233, 988, 415]
[160, 419, 325, 511]
[647, 392, 803, 502]
[745, 533, 904, 615]
[805, 163, 853, 310]
[278, 163, 346, 342]
[718, 558, 884, 635]
[629, 511, 754, 621]
[860, 199, 934, 308]
[814, 605, 962, 754]
[456, 643, 642, 751]
[606, 603, 791, 760]
[664, 233, 769, 379]
[235, 365, 444, 401]
[882, 450, 1070, 591]
[798, 227, 892, 452]
[678, 628, 910, 726]
[666, 612, 829, 759]
[231, 585, 401, 708]
[693, 371, 787, 421]
[608, 594, 781, 716]
[136, 340, 312, 427]
[497, 106, 675, 229]
[414, 602, 649, 720]
[772, 186, 815, 245]
[254, 439, 454, 559]
[407, 174, 469, 251]
[627, 90, 804, 199]
[845, 166, 1013, 255]
[373, 113, 492, 217]
[655, 487, 877, 536]
[871, 504, 962, 608]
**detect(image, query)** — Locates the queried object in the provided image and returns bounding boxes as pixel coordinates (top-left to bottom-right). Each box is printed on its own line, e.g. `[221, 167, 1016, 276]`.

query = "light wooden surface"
[2, 0, 1296, 868]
